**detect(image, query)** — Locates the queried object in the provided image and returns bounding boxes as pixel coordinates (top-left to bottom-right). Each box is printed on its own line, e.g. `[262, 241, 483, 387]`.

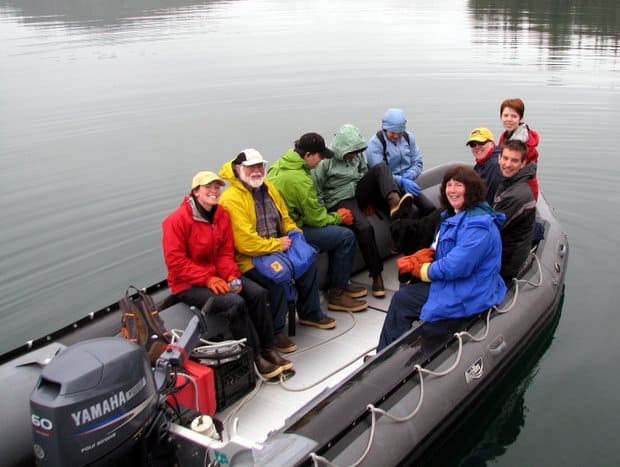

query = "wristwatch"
[228, 278, 242, 292]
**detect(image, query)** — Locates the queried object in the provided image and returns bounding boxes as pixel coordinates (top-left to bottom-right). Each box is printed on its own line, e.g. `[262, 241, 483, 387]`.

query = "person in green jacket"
[268, 132, 368, 312]
[312, 124, 413, 297]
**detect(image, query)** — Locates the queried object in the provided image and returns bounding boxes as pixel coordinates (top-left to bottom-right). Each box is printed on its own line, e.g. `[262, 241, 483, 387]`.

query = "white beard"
[239, 169, 265, 189]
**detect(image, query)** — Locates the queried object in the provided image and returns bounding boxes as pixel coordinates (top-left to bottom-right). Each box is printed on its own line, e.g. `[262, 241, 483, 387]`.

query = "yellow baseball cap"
[466, 128, 494, 145]
[191, 171, 225, 190]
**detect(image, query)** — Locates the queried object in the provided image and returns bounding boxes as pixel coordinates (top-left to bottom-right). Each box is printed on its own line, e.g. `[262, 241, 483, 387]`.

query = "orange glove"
[363, 205, 375, 216]
[412, 247, 435, 264]
[397, 254, 421, 274]
[206, 276, 230, 295]
[226, 275, 243, 294]
[336, 208, 354, 226]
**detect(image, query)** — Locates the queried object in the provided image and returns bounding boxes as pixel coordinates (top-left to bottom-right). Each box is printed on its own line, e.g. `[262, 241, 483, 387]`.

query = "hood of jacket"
[381, 108, 407, 133]
[268, 150, 308, 176]
[444, 201, 505, 230]
[330, 124, 368, 160]
[219, 158, 239, 185]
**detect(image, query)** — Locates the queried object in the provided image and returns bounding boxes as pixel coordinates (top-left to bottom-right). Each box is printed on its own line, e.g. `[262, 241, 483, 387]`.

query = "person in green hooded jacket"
[268, 132, 368, 313]
[312, 124, 413, 297]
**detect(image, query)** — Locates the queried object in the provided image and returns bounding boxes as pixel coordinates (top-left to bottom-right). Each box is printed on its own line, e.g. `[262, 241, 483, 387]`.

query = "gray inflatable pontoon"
[0, 162, 569, 466]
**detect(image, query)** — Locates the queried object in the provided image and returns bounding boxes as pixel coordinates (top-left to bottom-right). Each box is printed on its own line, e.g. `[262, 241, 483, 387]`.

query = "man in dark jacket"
[492, 140, 537, 283]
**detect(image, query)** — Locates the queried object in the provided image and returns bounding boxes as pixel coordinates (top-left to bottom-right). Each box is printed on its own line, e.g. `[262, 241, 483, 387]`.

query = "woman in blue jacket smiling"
[377, 165, 507, 352]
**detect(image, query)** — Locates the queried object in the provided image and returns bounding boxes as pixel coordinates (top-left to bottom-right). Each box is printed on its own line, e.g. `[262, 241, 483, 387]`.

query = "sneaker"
[299, 316, 337, 330]
[344, 282, 368, 298]
[372, 275, 386, 298]
[390, 193, 414, 218]
[273, 333, 297, 353]
[255, 355, 283, 379]
[262, 348, 293, 371]
[327, 288, 368, 312]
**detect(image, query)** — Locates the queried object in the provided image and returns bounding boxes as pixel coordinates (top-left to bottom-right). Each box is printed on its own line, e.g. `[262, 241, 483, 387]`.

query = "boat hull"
[0, 163, 569, 467]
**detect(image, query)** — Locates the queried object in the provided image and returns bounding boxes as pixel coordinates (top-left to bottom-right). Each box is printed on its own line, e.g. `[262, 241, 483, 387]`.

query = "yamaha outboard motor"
[30, 337, 158, 466]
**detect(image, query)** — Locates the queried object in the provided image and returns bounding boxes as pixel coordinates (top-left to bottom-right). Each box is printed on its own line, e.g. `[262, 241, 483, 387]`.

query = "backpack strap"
[376, 130, 410, 165]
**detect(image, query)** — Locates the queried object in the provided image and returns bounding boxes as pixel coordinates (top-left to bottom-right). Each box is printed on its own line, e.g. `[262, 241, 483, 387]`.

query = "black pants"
[328, 164, 399, 278]
[356, 163, 400, 213]
[176, 276, 273, 354]
[331, 197, 383, 277]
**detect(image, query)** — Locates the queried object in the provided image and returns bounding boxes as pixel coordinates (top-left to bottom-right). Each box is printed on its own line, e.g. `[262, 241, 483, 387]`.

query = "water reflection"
[468, 0, 620, 69]
[418, 296, 564, 467]
[0, 0, 229, 29]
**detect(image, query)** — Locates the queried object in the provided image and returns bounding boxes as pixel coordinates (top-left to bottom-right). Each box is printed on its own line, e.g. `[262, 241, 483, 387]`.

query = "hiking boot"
[262, 348, 294, 371]
[327, 288, 368, 312]
[298, 316, 337, 329]
[386, 191, 401, 211]
[372, 275, 386, 298]
[255, 354, 283, 379]
[344, 282, 368, 298]
[273, 333, 297, 353]
[390, 193, 414, 218]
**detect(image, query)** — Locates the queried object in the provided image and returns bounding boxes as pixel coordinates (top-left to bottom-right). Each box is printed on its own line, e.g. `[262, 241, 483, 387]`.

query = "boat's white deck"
[217, 258, 403, 443]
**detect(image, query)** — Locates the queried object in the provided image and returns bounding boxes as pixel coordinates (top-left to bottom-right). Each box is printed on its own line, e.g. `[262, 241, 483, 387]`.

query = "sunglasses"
[468, 141, 487, 148]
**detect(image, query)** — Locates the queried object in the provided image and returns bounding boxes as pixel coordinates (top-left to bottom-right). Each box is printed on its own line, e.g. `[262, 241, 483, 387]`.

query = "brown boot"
[298, 316, 337, 329]
[386, 191, 401, 211]
[327, 288, 368, 312]
[255, 354, 283, 379]
[262, 348, 293, 371]
[372, 275, 386, 297]
[273, 333, 297, 353]
[344, 282, 367, 298]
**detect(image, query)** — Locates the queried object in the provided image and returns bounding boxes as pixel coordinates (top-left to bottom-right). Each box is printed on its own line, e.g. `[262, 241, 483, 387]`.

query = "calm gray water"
[1, 0, 619, 464]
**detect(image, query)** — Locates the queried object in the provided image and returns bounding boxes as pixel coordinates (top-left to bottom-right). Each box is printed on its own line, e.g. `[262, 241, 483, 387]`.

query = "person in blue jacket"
[366, 108, 424, 200]
[377, 165, 507, 352]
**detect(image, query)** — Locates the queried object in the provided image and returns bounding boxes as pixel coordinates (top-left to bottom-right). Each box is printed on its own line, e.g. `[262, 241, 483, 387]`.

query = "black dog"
[391, 208, 441, 255]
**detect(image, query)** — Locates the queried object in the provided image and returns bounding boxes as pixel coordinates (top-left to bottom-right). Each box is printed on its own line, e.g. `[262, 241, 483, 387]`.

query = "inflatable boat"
[0, 162, 569, 466]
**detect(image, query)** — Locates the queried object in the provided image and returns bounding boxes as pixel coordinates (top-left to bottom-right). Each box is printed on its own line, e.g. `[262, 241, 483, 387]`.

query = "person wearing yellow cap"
[466, 127, 502, 204]
[162, 171, 292, 379]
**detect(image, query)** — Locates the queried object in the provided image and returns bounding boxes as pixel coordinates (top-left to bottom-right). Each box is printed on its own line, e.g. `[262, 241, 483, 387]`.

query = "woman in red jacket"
[162, 171, 291, 379]
[499, 98, 540, 200]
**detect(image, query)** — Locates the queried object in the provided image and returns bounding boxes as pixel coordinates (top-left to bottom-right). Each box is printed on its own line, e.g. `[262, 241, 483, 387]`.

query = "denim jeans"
[245, 262, 327, 335]
[377, 282, 431, 352]
[302, 225, 356, 289]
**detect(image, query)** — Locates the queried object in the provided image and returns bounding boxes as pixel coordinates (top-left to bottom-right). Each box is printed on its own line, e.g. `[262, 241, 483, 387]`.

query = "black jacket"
[493, 163, 537, 281]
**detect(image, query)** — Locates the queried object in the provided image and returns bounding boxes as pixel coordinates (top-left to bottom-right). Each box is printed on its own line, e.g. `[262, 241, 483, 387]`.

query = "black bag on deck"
[119, 285, 171, 363]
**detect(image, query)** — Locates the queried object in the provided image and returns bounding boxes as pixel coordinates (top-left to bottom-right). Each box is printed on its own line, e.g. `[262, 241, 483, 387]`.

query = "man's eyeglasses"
[468, 141, 487, 148]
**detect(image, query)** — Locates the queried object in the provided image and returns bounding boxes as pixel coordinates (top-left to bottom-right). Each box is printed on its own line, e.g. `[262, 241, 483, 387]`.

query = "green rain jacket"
[312, 124, 368, 210]
[268, 149, 342, 228]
